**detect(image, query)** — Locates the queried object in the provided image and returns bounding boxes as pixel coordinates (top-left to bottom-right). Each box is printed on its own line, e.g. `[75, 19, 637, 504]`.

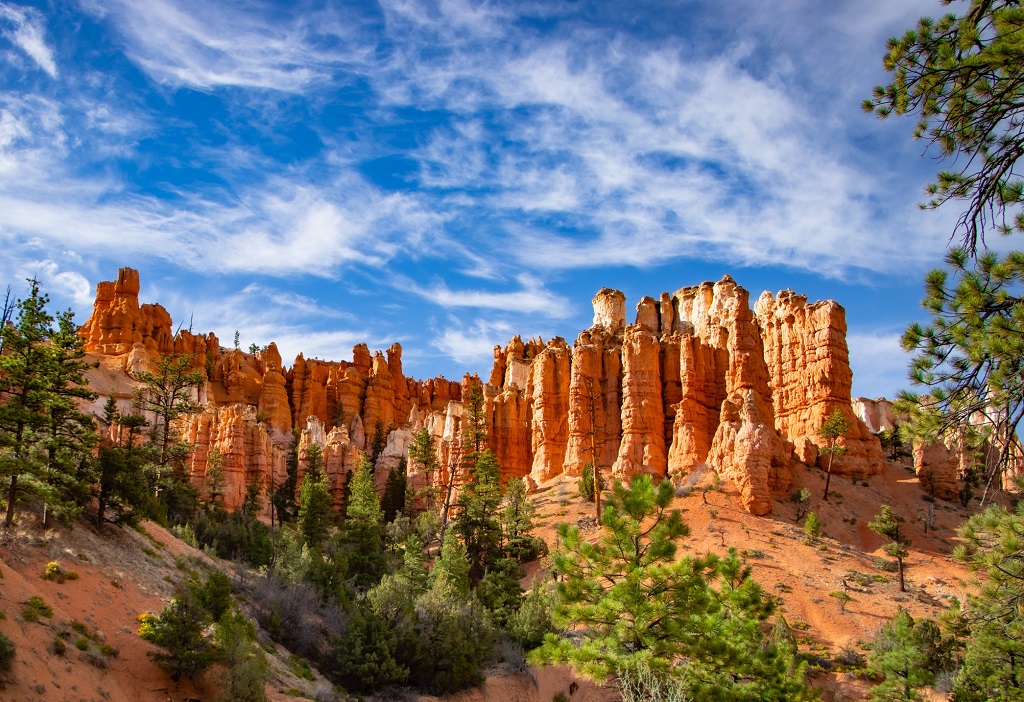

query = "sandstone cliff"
[80, 267, 898, 516]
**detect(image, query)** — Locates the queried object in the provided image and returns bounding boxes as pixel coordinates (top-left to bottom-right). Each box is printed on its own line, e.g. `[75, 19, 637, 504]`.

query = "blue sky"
[0, 0, 962, 398]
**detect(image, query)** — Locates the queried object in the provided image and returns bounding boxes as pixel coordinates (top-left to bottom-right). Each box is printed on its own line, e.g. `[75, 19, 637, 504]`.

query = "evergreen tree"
[342, 457, 386, 590]
[867, 610, 934, 702]
[408, 427, 438, 510]
[951, 501, 1024, 699]
[133, 353, 205, 471]
[866, 3, 1024, 482]
[441, 380, 488, 544]
[501, 476, 540, 562]
[203, 448, 226, 510]
[432, 537, 471, 599]
[0, 280, 95, 528]
[38, 309, 97, 525]
[865, 0, 1024, 255]
[818, 408, 850, 502]
[869, 505, 911, 592]
[138, 586, 219, 682]
[804, 512, 822, 540]
[381, 456, 408, 524]
[535, 475, 812, 699]
[368, 419, 389, 465]
[96, 401, 153, 527]
[298, 444, 334, 548]
[332, 604, 408, 692]
[897, 250, 1024, 487]
[454, 449, 503, 583]
[214, 610, 268, 702]
[272, 429, 300, 524]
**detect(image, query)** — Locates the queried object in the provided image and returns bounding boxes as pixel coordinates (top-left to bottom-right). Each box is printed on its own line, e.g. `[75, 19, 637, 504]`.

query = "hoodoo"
[80, 268, 886, 516]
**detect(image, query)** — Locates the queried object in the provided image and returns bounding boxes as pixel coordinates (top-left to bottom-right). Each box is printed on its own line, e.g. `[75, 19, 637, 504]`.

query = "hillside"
[0, 455, 983, 701]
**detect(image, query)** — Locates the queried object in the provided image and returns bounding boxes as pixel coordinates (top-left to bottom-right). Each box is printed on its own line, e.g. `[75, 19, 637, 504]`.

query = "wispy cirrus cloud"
[0, 2, 57, 77]
[83, 0, 374, 92]
[400, 273, 570, 317]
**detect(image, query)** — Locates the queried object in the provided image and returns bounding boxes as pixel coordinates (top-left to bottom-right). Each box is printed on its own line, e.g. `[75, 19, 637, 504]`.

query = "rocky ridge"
[81, 268, 929, 515]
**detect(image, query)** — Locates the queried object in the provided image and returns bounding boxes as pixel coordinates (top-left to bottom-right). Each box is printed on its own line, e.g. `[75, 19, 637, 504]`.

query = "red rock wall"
[754, 290, 884, 476]
[81, 267, 887, 516]
[179, 404, 287, 512]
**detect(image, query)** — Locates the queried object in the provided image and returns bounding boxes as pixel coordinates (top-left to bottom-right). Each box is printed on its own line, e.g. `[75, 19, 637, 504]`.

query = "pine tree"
[342, 457, 385, 589]
[818, 408, 850, 502]
[950, 501, 1024, 699]
[381, 456, 408, 524]
[272, 429, 300, 524]
[214, 610, 268, 702]
[535, 475, 813, 699]
[869, 505, 911, 592]
[501, 476, 539, 562]
[298, 444, 334, 548]
[95, 401, 152, 527]
[0, 280, 96, 528]
[864, 0, 1024, 255]
[432, 537, 471, 599]
[133, 353, 205, 471]
[897, 250, 1024, 488]
[867, 610, 933, 702]
[440, 381, 488, 544]
[408, 427, 438, 510]
[138, 586, 219, 682]
[454, 449, 503, 583]
[865, 4, 1024, 484]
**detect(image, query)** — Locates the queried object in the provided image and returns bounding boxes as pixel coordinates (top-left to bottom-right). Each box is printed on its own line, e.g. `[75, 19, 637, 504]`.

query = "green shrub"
[75, 638, 90, 651]
[0, 632, 14, 686]
[804, 512, 822, 540]
[22, 596, 53, 622]
[577, 461, 603, 501]
[407, 585, 495, 694]
[332, 604, 408, 693]
[507, 580, 555, 650]
[215, 611, 268, 702]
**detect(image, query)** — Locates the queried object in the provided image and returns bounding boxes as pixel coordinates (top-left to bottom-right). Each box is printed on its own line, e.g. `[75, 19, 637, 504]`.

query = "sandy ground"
[0, 458, 985, 701]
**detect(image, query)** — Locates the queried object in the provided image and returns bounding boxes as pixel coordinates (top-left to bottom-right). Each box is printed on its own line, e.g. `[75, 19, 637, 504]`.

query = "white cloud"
[0, 3, 57, 77]
[88, 0, 373, 92]
[364, 3, 950, 280]
[432, 317, 515, 366]
[402, 273, 570, 317]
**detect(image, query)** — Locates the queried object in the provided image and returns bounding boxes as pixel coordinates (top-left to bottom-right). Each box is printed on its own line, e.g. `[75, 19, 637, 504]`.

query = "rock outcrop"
[179, 404, 287, 512]
[529, 339, 572, 483]
[79, 268, 218, 363]
[80, 267, 888, 516]
[613, 325, 666, 477]
[754, 290, 885, 476]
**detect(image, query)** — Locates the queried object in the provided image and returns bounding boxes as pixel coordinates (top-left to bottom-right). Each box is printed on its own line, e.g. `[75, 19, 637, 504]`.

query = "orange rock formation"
[80, 267, 899, 516]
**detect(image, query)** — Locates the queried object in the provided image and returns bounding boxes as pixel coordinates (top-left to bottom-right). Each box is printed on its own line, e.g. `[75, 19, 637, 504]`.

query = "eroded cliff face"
[179, 404, 287, 512]
[79, 268, 462, 511]
[755, 290, 885, 476]
[80, 267, 894, 516]
[479, 275, 890, 514]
